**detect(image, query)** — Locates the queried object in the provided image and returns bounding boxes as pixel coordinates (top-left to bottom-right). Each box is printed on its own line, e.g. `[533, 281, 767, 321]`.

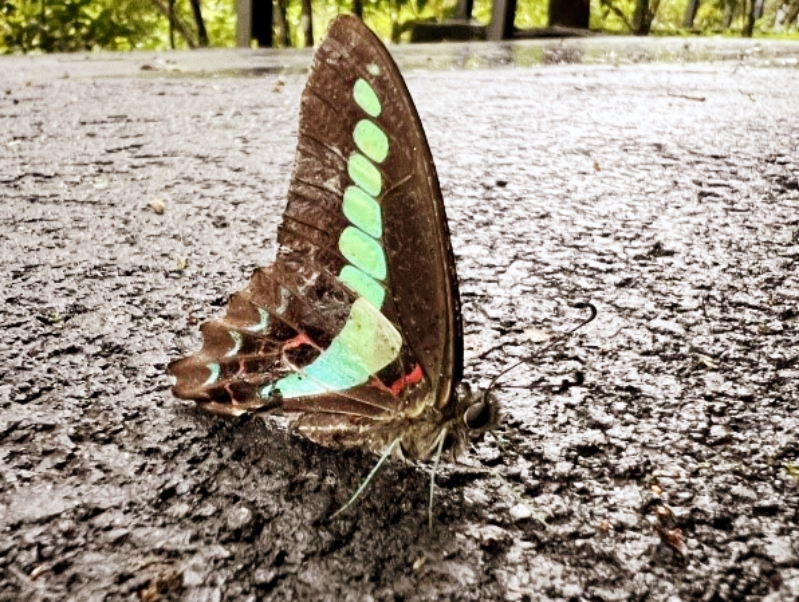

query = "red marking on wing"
[389, 364, 423, 396]
[282, 332, 317, 351]
[365, 364, 424, 398]
[367, 375, 393, 395]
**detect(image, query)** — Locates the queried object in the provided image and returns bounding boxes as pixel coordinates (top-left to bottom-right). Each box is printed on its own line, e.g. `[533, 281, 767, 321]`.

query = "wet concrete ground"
[1, 37, 798, 601]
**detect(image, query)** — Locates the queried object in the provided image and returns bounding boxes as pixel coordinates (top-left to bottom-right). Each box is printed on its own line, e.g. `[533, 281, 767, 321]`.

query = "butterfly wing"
[169, 16, 462, 455]
[279, 16, 463, 407]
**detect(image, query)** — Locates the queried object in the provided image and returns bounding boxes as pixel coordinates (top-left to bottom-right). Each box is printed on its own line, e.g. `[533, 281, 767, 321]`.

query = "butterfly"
[168, 15, 500, 520]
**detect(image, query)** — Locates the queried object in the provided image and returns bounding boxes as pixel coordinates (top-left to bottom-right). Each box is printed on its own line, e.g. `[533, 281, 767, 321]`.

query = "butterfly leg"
[487, 429, 512, 455]
[428, 426, 448, 531]
[330, 436, 403, 520]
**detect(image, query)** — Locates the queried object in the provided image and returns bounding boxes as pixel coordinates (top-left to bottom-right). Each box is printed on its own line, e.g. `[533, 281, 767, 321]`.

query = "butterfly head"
[430, 381, 500, 459]
[457, 381, 498, 435]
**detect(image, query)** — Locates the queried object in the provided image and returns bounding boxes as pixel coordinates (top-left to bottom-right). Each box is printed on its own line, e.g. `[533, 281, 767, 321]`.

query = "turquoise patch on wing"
[343, 186, 382, 239]
[339, 226, 386, 280]
[353, 120, 389, 164]
[339, 265, 385, 308]
[353, 78, 381, 118]
[203, 363, 220, 386]
[261, 297, 401, 399]
[347, 153, 382, 198]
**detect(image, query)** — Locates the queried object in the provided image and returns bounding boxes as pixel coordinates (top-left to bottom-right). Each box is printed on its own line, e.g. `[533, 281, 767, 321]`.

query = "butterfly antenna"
[331, 436, 402, 520]
[484, 301, 597, 398]
[428, 427, 448, 531]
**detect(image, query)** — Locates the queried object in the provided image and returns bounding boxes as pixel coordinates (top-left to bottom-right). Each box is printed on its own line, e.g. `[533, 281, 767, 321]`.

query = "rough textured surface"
[1, 38, 798, 601]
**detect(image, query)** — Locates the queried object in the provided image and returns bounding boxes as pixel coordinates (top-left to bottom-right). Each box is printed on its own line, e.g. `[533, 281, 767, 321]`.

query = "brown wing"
[169, 16, 462, 429]
[279, 16, 463, 411]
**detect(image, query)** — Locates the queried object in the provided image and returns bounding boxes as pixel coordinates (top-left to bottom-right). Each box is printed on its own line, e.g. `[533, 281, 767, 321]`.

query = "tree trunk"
[454, 0, 474, 20]
[488, 0, 517, 39]
[300, 0, 313, 47]
[390, 0, 400, 43]
[743, 0, 756, 35]
[723, 1, 733, 28]
[632, 0, 649, 34]
[275, 0, 290, 46]
[189, 0, 209, 47]
[632, 0, 658, 34]
[252, 0, 273, 47]
[682, 0, 699, 27]
[169, 0, 175, 48]
[353, 0, 363, 19]
[784, 0, 799, 27]
[549, 0, 590, 28]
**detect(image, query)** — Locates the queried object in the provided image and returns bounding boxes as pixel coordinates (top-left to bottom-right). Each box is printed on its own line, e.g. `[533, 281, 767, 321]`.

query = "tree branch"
[189, 0, 209, 47]
[599, 0, 633, 31]
[150, 0, 198, 48]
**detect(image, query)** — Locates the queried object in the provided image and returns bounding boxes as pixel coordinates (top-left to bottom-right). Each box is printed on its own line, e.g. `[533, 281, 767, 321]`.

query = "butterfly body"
[169, 16, 491, 466]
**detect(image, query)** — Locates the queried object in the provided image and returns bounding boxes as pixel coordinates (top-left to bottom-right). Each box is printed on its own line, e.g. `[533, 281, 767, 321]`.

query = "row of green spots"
[256, 73, 403, 402]
[338, 76, 389, 310]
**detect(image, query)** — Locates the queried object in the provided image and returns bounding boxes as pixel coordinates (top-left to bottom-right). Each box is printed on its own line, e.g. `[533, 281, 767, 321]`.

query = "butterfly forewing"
[169, 16, 463, 454]
[282, 17, 463, 408]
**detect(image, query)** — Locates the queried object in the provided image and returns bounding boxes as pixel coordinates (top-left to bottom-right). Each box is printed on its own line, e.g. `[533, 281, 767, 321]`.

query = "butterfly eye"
[463, 399, 492, 431]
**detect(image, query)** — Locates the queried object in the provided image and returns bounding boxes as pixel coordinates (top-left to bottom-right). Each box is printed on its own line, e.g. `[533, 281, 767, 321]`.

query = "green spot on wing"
[353, 120, 389, 164]
[203, 363, 220, 386]
[225, 331, 243, 357]
[262, 297, 401, 399]
[348, 153, 382, 197]
[343, 186, 382, 238]
[246, 308, 270, 333]
[353, 78, 381, 117]
[339, 226, 386, 280]
[277, 288, 291, 315]
[339, 265, 386, 309]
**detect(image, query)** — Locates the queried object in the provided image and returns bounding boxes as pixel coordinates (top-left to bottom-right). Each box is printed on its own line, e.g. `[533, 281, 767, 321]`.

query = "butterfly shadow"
[179, 404, 478, 538]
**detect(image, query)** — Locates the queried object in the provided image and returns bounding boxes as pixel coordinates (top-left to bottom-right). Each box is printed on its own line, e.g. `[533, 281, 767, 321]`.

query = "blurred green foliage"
[1, 0, 160, 51]
[0, 0, 237, 51]
[0, 0, 797, 53]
